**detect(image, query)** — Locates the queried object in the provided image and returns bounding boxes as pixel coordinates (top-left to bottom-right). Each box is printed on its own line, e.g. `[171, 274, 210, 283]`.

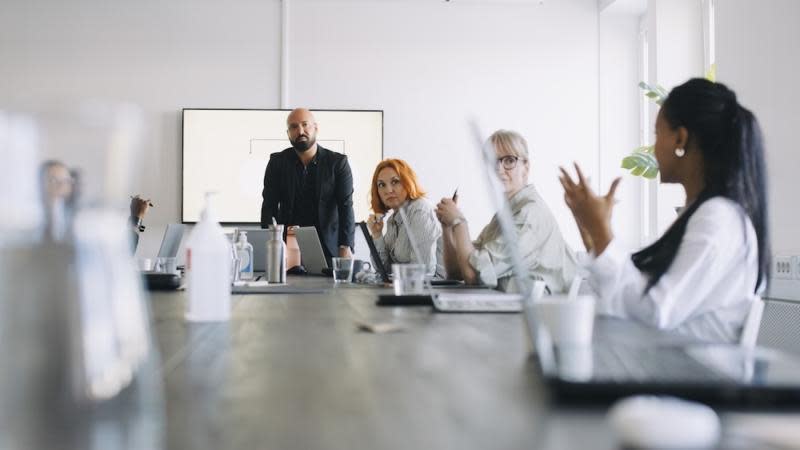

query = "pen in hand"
[452, 188, 459, 202]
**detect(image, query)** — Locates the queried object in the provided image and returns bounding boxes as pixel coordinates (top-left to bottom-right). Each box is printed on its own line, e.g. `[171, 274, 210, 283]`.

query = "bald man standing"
[261, 108, 355, 264]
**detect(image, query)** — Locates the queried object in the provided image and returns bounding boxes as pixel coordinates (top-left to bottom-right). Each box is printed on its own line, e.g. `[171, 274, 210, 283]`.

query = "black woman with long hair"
[559, 78, 769, 344]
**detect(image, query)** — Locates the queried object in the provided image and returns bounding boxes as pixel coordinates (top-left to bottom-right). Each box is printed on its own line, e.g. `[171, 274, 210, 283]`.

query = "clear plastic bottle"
[236, 231, 254, 280]
[185, 193, 231, 321]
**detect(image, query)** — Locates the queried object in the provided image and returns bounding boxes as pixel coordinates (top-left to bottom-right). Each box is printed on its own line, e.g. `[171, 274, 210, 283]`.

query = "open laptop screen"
[357, 221, 390, 283]
[157, 224, 185, 258]
[294, 226, 330, 275]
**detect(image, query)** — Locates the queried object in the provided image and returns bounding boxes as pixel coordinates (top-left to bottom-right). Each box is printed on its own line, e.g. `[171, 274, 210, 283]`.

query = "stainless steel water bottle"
[265, 224, 286, 283]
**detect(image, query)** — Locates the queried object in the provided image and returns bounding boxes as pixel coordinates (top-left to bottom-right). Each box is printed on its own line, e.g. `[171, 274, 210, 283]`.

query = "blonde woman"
[435, 130, 576, 293]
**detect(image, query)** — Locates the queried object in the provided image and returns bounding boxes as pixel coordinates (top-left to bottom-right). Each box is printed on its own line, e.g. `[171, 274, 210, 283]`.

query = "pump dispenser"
[185, 192, 230, 321]
[236, 231, 254, 280]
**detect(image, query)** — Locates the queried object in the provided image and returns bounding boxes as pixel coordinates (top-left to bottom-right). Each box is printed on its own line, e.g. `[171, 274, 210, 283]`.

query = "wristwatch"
[132, 217, 145, 232]
[451, 217, 466, 229]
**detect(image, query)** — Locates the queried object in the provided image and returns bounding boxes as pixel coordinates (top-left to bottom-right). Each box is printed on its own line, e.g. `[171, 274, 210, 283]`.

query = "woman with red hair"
[367, 159, 442, 276]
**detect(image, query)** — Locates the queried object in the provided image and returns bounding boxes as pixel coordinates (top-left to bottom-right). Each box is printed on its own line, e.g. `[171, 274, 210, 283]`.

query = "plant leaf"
[643, 166, 659, 179]
[640, 81, 667, 105]
[631, 145, 655, 154]
[705, 63, 717, 82]
[621, 149, 659, 179]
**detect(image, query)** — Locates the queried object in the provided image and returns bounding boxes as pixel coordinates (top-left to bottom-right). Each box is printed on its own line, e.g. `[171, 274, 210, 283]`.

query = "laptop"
[157, 223, 185, 259]
[142, 224, 185, 289]
[466, 121, 800, 406]
[358, 221, 465, 287]
[431, 290, 525, 312]
[357, 221, 391, 283]
[294, 226, 330, 275]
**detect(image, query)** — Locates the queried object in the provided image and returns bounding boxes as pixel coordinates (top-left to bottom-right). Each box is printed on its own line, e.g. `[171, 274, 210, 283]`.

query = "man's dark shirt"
[290, 151, 318, 227]
[260, 145, 355, 260]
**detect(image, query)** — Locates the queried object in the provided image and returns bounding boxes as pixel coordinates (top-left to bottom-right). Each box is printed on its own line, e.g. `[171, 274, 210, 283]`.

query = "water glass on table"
[332, 257, 354, 284]
[155, 256, 177, 274]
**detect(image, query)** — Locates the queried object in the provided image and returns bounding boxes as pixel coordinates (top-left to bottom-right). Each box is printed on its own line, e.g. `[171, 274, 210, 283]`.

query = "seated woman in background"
[40, 160, 152, 253]
[40, 160, 77, 241]
[367, 159, 442, 277]
[559, 78, 769, 344]
[435, 130, 577, 293]
[129, 195, 152, 252]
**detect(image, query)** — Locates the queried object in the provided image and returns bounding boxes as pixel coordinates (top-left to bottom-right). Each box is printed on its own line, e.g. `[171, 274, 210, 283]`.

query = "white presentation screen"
[182, 109, 383, 223]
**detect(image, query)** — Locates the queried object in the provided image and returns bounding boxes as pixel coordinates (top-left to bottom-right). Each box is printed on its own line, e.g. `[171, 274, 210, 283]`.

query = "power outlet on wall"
[773, 256, 794, 280]
[768, 255, 800, 302]
[793, 256, 800, 280]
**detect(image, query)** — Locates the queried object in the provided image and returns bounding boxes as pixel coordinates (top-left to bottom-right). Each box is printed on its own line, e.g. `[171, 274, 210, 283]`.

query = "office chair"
[739, 296, 764, 350]
[755, 298, 800, 355]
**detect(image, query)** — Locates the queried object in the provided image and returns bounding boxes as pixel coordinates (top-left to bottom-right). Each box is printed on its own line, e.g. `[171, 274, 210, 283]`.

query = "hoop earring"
[674, 148, 685, 158]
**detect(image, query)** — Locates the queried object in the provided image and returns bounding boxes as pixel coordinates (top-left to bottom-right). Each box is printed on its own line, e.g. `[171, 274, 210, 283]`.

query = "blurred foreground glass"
[533, 295, 596, 347]
[0, 105, 164, 450]
[0, 112, 43, 244]
[392, 263, 426, 295]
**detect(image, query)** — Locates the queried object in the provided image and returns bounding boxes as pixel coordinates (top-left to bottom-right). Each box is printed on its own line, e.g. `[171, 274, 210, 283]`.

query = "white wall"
[288, 0, 599, 247]
[715, 0, 800, 300]
[0, 0, 278, 257]
[598, 9, 642, 251]
[715, 0, 800, 255]
[1, 0, 600, 255]
[648, 0, 705, 234]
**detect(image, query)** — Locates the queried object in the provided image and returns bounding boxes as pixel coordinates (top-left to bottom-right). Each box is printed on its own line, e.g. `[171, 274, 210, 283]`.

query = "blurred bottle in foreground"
[185, 192, 231, 322]
[0, 104, 164, 450]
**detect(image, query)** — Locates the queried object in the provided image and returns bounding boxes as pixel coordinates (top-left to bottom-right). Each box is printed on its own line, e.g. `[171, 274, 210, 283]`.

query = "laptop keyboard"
[590, 344, 731, 383]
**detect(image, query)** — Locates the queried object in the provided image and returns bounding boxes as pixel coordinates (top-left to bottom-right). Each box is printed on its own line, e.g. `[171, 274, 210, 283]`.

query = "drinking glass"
[332, 257, 354, 284]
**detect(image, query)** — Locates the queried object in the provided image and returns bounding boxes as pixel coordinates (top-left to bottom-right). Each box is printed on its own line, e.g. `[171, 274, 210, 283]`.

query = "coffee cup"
[533, 295, 596, 347]
[352, 259, 372, 281]
[137, 258, 153, 271]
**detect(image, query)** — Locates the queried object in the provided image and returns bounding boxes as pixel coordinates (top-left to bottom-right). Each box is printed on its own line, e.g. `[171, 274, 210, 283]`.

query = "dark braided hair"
[632, 78, 770, 292]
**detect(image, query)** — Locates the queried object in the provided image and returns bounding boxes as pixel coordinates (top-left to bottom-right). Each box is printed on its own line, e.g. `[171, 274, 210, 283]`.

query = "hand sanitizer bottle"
[185, 192, 230, 321]
[236, 231, 254, 280]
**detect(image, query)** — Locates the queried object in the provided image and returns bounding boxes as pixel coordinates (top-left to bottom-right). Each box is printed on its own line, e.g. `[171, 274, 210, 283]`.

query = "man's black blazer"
[260, 146, 355, 259]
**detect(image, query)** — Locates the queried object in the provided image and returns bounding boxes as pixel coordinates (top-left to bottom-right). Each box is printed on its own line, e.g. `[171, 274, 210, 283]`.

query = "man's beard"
[291, 135, 316, 152]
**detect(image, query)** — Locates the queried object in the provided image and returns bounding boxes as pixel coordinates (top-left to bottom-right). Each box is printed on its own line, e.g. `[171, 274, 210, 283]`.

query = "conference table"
[14, 276, 787, 449]
[147, 277, 680, 450]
